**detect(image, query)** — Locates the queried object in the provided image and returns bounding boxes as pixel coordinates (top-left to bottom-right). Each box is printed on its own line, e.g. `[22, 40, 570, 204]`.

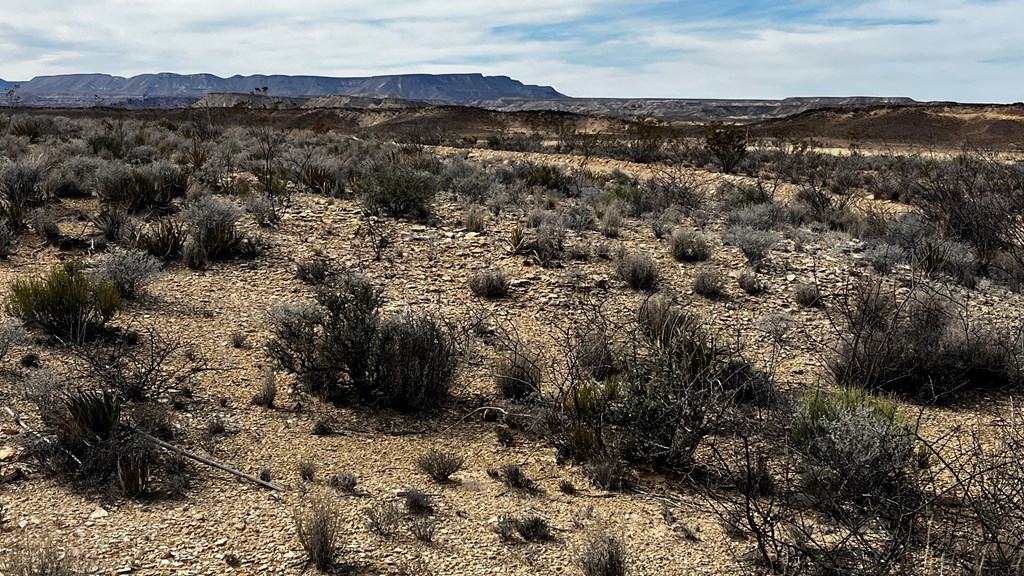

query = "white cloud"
[0, 0, 1021, 101]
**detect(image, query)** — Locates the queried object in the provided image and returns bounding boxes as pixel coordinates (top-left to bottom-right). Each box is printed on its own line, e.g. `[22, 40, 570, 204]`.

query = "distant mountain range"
[2, 72, 564, 107]
[0, 72, 935, 121]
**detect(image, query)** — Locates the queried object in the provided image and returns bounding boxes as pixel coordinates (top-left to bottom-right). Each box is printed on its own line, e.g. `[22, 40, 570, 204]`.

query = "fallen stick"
[128, 426, 285, 492]
[3, 406, 82, 466]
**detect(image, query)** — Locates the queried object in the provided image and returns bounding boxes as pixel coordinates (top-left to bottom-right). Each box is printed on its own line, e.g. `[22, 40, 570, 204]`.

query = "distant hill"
[468, 96, 921, 121]
[0, 78, 17, 91]
[10, 72, 565, 108]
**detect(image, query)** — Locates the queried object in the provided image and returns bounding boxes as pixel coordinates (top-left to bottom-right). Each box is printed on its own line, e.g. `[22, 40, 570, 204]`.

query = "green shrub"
[371, 313, 457, 411]
[792, 388, 914, 502]
[8, 261, 120, 342]
[267, 275, 457, 411]
[354, 157, 441, 219]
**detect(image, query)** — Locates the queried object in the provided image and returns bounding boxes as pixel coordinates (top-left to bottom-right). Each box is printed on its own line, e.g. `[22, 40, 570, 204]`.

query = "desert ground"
[0, 104, 1023, 576]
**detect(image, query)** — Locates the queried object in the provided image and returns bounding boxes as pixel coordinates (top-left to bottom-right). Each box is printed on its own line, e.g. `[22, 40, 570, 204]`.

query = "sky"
[0, 0, 1020, 102]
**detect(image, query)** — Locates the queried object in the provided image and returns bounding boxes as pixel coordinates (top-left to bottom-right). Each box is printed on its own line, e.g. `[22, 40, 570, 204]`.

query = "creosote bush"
[266, 274, 458, 411]
[354, 154, 441, 219]
[8, 260, 120, 343]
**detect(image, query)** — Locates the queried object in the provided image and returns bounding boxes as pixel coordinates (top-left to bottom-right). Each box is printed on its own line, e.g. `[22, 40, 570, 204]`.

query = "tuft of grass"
[579, 532, 628, 576]
[469, 269, 510, 299]
[294, 496, 342, 572]
[404, 488, 435, 515]
[298, 461, 317, 482]
[793, 282, 822, 307]
[418, 449, 465, 483]
[251, 369, 277, 408]
[737, 270, 766, 295]
[495, 349, 543, 401]
[328, 471, 358, 493]
[497, 463, 535, 491]
[365, 501, 403, 538]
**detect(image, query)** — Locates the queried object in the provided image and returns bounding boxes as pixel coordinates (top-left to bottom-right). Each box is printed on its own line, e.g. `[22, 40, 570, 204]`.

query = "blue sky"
[0, 0, 1020, 101]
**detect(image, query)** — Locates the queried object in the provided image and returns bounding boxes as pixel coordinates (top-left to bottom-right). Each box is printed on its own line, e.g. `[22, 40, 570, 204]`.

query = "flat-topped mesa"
[11, 72, 565, 104]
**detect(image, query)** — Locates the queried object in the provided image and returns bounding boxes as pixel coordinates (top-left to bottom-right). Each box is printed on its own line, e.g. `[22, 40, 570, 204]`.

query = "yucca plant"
[51, 389, 121, 456]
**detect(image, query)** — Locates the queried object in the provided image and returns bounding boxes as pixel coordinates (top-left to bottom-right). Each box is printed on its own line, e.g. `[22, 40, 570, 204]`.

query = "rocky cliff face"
[9, 73, 564, 107]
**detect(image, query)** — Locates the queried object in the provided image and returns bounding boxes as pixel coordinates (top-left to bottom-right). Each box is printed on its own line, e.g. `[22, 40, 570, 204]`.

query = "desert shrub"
[463, 204, 487, 232]
[533, 222, 566, 265]
[616, 252, 660, 291]
[371, 313, 458, 411]
[92, 247, 161, 299]
[298, 461, 317, 482]
[244, 192, 279, 227]
[829, 281, 1020, 402]
[600, 204, 623, 237]
[737, 270, 766, 295]
[580, 533, 627, 576]
[722, 225, 777, 270]
[45, 155, 101, 199]
[28, 208, 60, 242]
[496, 463, 535, 491]
[615, 312, 724, 471]
[409, 517, 437, 543]
[862, 243, 905, 275]
[354, 155, 441, 219]
[715, 180, 773, 211]
[692, 269, 726, 299]
[8, 261, 120, 343]
[792, 388, 915, 503]
[587, 456, 630, 491]
[183, 195, 245, 260]
[267, 274, 382, 401]
[0, 220, 15, 257]
[329, 471, 358, 493]
[669, 229, 712, 262]
[299, 159, 347, 196]
[793, 282, 821, 307]
[469, 269, 510, 298]
[726, 201, 804, 231]
[418, 448, 465, 482]
[495, 348, 543, 401]
[717, 359, 778, 407]
[0, 318, 26, 362]
[0, 159, 46, 228]
[520, 162, 574, 194]
[94, 160, 186, 213]
[267, 275, 457, 411]
[404, 487, 434, 515]
[295, 256, 332, 285]
[703, 122, 747, 174]
[295, 497, 342, 572]
[92, 206, 130, 242]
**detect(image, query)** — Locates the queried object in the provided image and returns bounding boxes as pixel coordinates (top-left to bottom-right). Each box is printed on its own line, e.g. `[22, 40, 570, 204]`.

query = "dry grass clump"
[469, 268, 510, 299]
[669, 229, 712, 262]
[418, 448, 465, 482]
[579, 532, 628, 576]
[615, 251, 660, 291]
[294, 496, 343, 572]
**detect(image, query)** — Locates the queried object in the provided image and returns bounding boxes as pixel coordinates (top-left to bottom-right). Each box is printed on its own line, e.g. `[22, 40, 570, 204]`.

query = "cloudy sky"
[0, 0, 1020, 101]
